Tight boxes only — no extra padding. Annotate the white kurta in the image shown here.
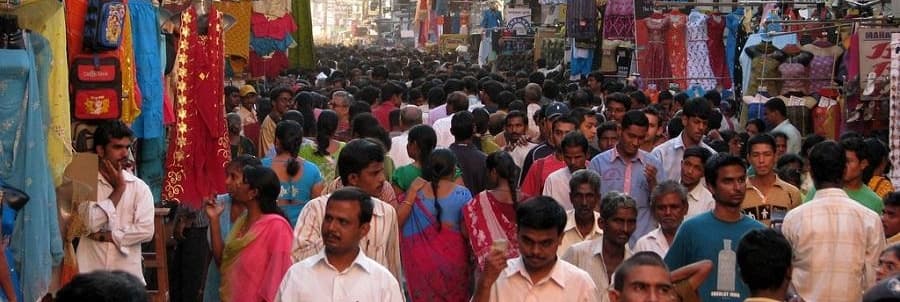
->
[76,171,155,284]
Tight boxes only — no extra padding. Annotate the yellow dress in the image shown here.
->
[14,0,73,185]
[118,4,143,124]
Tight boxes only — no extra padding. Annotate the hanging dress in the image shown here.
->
[603,0,635,41]
[707,13,731,89]
[666,10,688,90]
[746,42,784,96]
[803,40,844,92]
[686,11,717,91]
[644,14,670,88]
[163,6,230,209]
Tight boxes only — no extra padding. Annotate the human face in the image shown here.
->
[680,156,704,189]
[681,116,708,144]
[331,96,350,118]
[707,164,747,208]
[347,162,386,196]
[571,183,600,221]
[610,265,677,302]
[653,192,687,234]
[645,114,660,141]
[764,108,780,126]
[225,165,244,196]
[774,137,787,158]
[241,93,258,107]
[748,143,776,177]
[606,102,626,123]
[599,129,619,152]
[517,227,561,273]
[618,125,648,158]
[551,122,576,147]
[273,92,294,115]
[728,137,742,156]
[587,77,600,91]
[580,115,598,141]
[563,145,587,172]
[505,116,527,142]
[228,92,241,110]
[843,151,867,184]
[745,124,760,136]
[322,200,370,255]
[97,137,132,163]
[877,250,900,282]
[883,205,900,238]
[601,207,637,247]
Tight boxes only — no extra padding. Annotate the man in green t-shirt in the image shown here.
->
[803,137,883,214]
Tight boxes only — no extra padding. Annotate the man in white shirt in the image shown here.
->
[293,139,402,279]
[388,106,423,167]
[782,141,885,302]
[277,188,403,302]
[473,196,599,302]
[434,92,472,148]
[764,98,801,155]
[544,132,591,210]
[651,98,717,181]
[634,180,688,258]
[77,121,155,283]
[557,169,603,256]
[524,83,543,140]
[562,192,637,302]
[681,146,715,218]
[503,111,538,169]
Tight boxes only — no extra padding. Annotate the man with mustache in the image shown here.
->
[634,180,688,258]
[472,196,599,302]
[502,110,537,169]
[563,191,638,302]
[556,169,603,256]
[276,188,403,302]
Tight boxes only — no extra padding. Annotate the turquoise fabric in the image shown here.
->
[129,0,165,138]
[0,183,22,302]
[204,194,237,302]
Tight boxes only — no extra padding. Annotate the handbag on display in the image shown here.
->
[70,54,123,120]
[82,0,126,52]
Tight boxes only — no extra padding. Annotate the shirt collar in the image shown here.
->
[97,169,139,185]
[507,257,569,288]
[591,237,632,257]
[606,147,644,164]
[315,249,374,274]
[673,133,686,150]
[813,187,851,200]
[564,210,602,237]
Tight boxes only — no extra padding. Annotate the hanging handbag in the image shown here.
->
[82,0,126,52]
[70,54,123,120]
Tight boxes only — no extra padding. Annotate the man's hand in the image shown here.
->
[99,159,125,189]
[644,164,658,189]
[88,231,113,243]
[480,249,507,289]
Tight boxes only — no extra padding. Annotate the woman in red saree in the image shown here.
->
[462,151,525,271]
[207,165,293,302]
[398,149,473,301]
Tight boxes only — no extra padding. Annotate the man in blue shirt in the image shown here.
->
[589,110,665,246]
[478,1,503,66]
[664,153,766,301]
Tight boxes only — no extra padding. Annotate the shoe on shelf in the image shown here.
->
[863,72,877,96]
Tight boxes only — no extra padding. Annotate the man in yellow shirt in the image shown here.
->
[743,134,802,226]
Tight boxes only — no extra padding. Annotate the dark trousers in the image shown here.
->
[169,226,210,302]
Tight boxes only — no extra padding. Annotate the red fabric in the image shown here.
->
[462,192,521,271]
[250,13,297,40]
[666,11,689,90]
[65,0,88,63]
[706,15,732,89]
[222,215,294,302]
[372,101,397,130]
[520,155,565,197]
[401,199,472,302]
[163,77,175,125]
[643,14,672,89]
[248,50,290,79]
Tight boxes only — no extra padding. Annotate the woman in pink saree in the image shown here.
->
[207,165,293,302]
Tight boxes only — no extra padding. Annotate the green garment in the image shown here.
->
[391,164,463,192]
[298,142,345,181]
[803,185,884,214]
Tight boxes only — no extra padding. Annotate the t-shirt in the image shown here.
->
[803,185,884,214]
[664,212,765,301]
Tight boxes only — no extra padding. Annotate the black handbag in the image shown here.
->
[0,184,29,211]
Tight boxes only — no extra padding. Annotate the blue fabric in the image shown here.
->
[481,9,502,29]
[0,186,23,302]
[129,0,165,138]
[739,33,797,92]
[138,136,166,204]
[588,149,665,246]
[0,32,63,302]
[570,48,594,78]
[261,158,323,227]
[250,34,295,56]
[725,9,743,88]
[402,186,472,237]
[685,84,706,98]
[204,194,237,302]
[665,212,765,302]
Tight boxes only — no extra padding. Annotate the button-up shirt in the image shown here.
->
[561,237,633,302]
[782,188,885,302]
[433,115,454,148]
[428,104,447,125]
[742,175,802,225]
[510,142,538,170]
[544,168,574,211]
[389,131,413,168]
[650,134,716,181]
[589,148,665,245]
[292,194,403,280]
[275,250,403,302]
[77,171,155,284]
[685,183,715,219]
[486,257,599,302]
[633,227,671,258]
[771,119,802,155]
[559,210,603,256]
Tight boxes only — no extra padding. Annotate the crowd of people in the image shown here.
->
[73,45,900,302]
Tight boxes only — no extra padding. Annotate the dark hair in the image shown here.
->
[842,137,870,176]
[705,153,747,187]
[568,107,595,128]
[747,118,766,133]
[275,120,304,177]
[243,165,287,220]
[338,139,385,185]
[771,131,788,142]
[552,116,579,132]
[628,91,649,107]
[315,110,339,156]
[328,187,375,224]
[93,120,134,152]
[481,80,504,103]
[389,109,401,128]
[808,140,845,187]
[473,107,491,135]
[357,86,381,105]
[764,98,788,118]
[269,86,294,101]
[606,92,631,111]
[600,191,638,221]
[621,110,650,129]
[720,130,738,145]
[598,121,618,135]
[777,166,802,188]
[569,169,601,195]
[516,196,567,235]
[673,92,689,106]
[427,86,447,107]
[424,149,457,231]
[658,90,673,101]
[380,81,404,102]
[747,133,777,154]
[408,124,437,168]
[463,76,479,93]
[505,110,528,127]
[570,89,593,109]
[863,138,889,183]
[447,91,470,113]
[560,131,589,154]
[528,71,545,85]
[703,90,723,107]
[682,97,713,120]
[227,154,263,171]
[451,111,476,141]
[683,146,713,163]
[708,110,723,131]
[801,134,826,157]
[352,113,391,150]
[667,112,684,138]
[487,151,520,205]
[642,106,661,119]
[349,100,372,118]
[613,252,669,291]
[776,153,804,170]
[444,78,464,94]
[885,192,900,208]
[56,271,149,302]
[282,110,304,125]
[225,85,239,96]
[737,229,793,292]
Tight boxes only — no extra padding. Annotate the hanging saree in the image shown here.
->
[0,32,63,302]
[163,6,230,209]
[220,214,293,302]
[130,0,165,139]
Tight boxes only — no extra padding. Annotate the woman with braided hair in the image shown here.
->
[261,120,323,227]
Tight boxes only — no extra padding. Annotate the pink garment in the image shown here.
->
[779,62,809,93]
[603,0,635,40]
[706,14,731,88]
[645,14,671,88]
[251,13,298,40]
[222,214,293,302]
[666,11,688,89]
[249,51,290,79]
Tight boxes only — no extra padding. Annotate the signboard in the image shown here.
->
[505,7,532,35]
[859,28,900,100]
